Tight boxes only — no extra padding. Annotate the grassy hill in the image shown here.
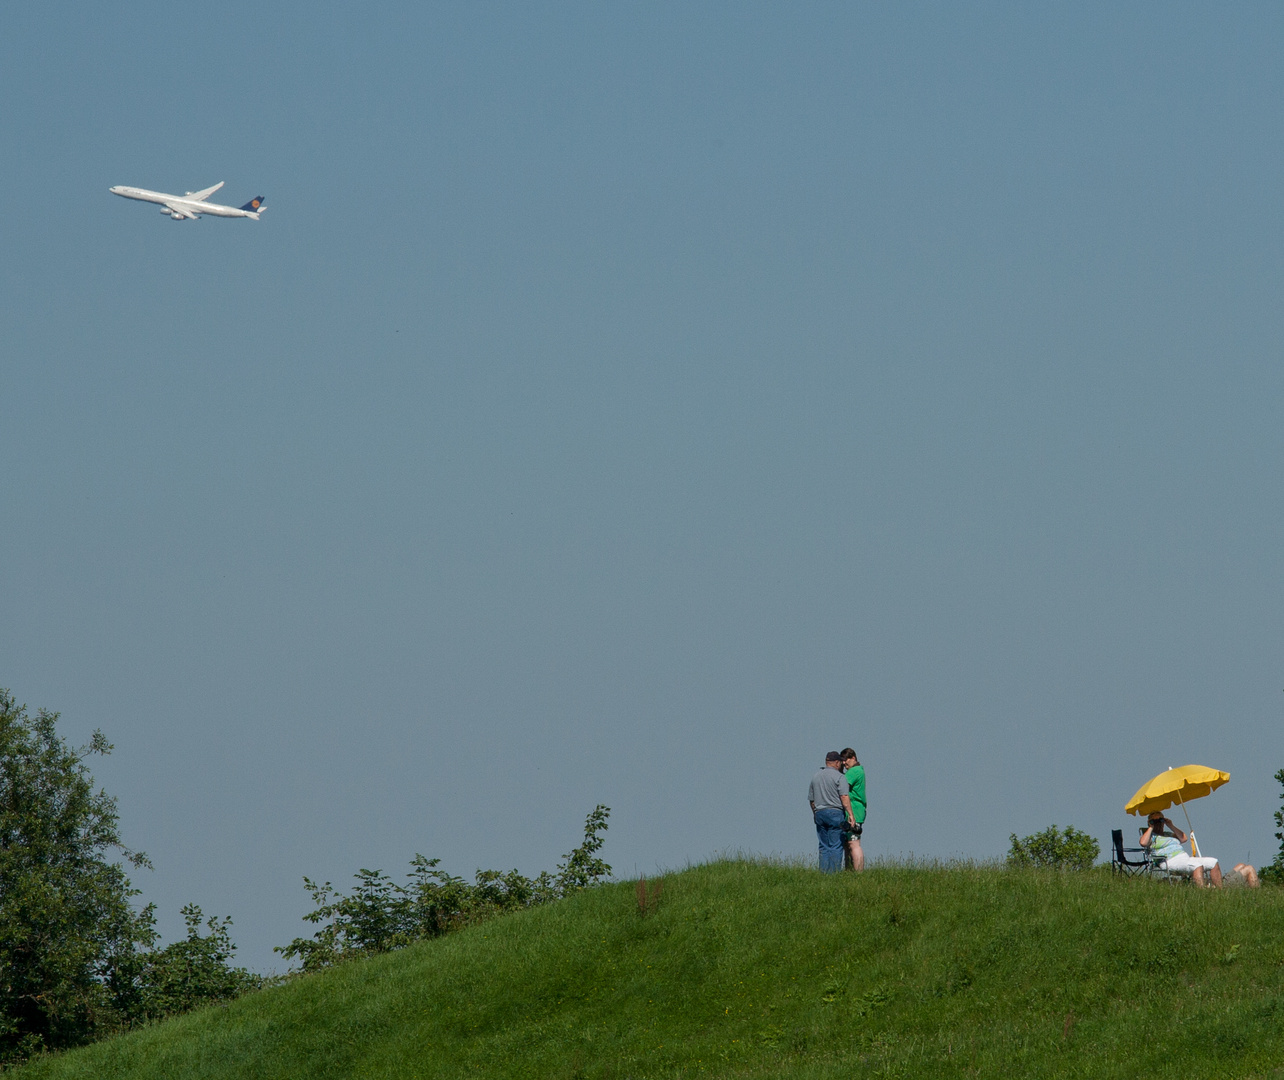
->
[18,860,1284,1079]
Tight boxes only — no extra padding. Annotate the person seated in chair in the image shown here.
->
[1140,812,1222,887]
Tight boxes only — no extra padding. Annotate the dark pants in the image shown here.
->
[814,807,845,873]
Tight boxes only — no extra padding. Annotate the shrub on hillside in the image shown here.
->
[1006,825,1100,871]
[129,905,261,1022]
[277,805,612,972]
[1263,768,1284,886]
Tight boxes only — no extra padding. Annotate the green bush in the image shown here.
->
[276,805,612,972]
[1262,768,1284,886]
[131,905,260,1022]
[1006,824,1100,870]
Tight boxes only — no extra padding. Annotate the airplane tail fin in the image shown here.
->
[240,196,265,212]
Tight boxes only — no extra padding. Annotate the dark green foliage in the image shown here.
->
[18,862,1284,1080]
[131,906,260,1022]
[0,690,153,1061]
[1006,824,1100,870]
[0,690,255,1065]
[1263,768,1284,886]
[553,804,611,891]
[276,805,611,971]
[273,861,557,973]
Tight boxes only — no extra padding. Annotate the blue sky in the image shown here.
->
[3,3,1284,970]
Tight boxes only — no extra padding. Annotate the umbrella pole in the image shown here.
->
[1176,791,1198,856]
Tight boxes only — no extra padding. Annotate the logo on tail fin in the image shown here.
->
[240,196,265,212]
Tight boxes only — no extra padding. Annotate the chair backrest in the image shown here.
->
[1111,829,1125,859]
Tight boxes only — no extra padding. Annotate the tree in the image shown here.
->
[1263,768,1284,886]
[0,689,257,1063]
[0,689,152,1060]
[1006,825,1100,871]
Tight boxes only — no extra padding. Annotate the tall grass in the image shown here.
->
[18,861,1284,1079]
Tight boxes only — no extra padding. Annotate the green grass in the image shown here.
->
[17,860,1284,1079]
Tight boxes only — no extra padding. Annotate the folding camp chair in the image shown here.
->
[1110,829,1153,877]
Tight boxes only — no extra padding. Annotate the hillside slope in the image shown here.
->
[18,861,1284,1079]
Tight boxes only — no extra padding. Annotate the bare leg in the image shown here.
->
[847,835,865,872]
[1233,863,1260,888]
[1210,863,1222,888]
[1192,866,1205,886]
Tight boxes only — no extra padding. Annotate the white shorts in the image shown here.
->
[1161,852,1218,875]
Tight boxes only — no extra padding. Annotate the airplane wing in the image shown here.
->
[163,202,201,220]
[184,181,224,201]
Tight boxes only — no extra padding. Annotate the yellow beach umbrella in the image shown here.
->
[1125,764,1229,857]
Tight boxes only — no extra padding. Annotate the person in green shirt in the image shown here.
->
[841,748,866,872]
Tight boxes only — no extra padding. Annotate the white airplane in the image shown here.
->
[109,181,265,221]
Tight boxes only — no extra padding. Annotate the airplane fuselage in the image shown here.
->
[109,184,263,221]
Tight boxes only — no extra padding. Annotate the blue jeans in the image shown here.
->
[814,808,845,873]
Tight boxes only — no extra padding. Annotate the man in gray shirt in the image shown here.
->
[809,751,855,873]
